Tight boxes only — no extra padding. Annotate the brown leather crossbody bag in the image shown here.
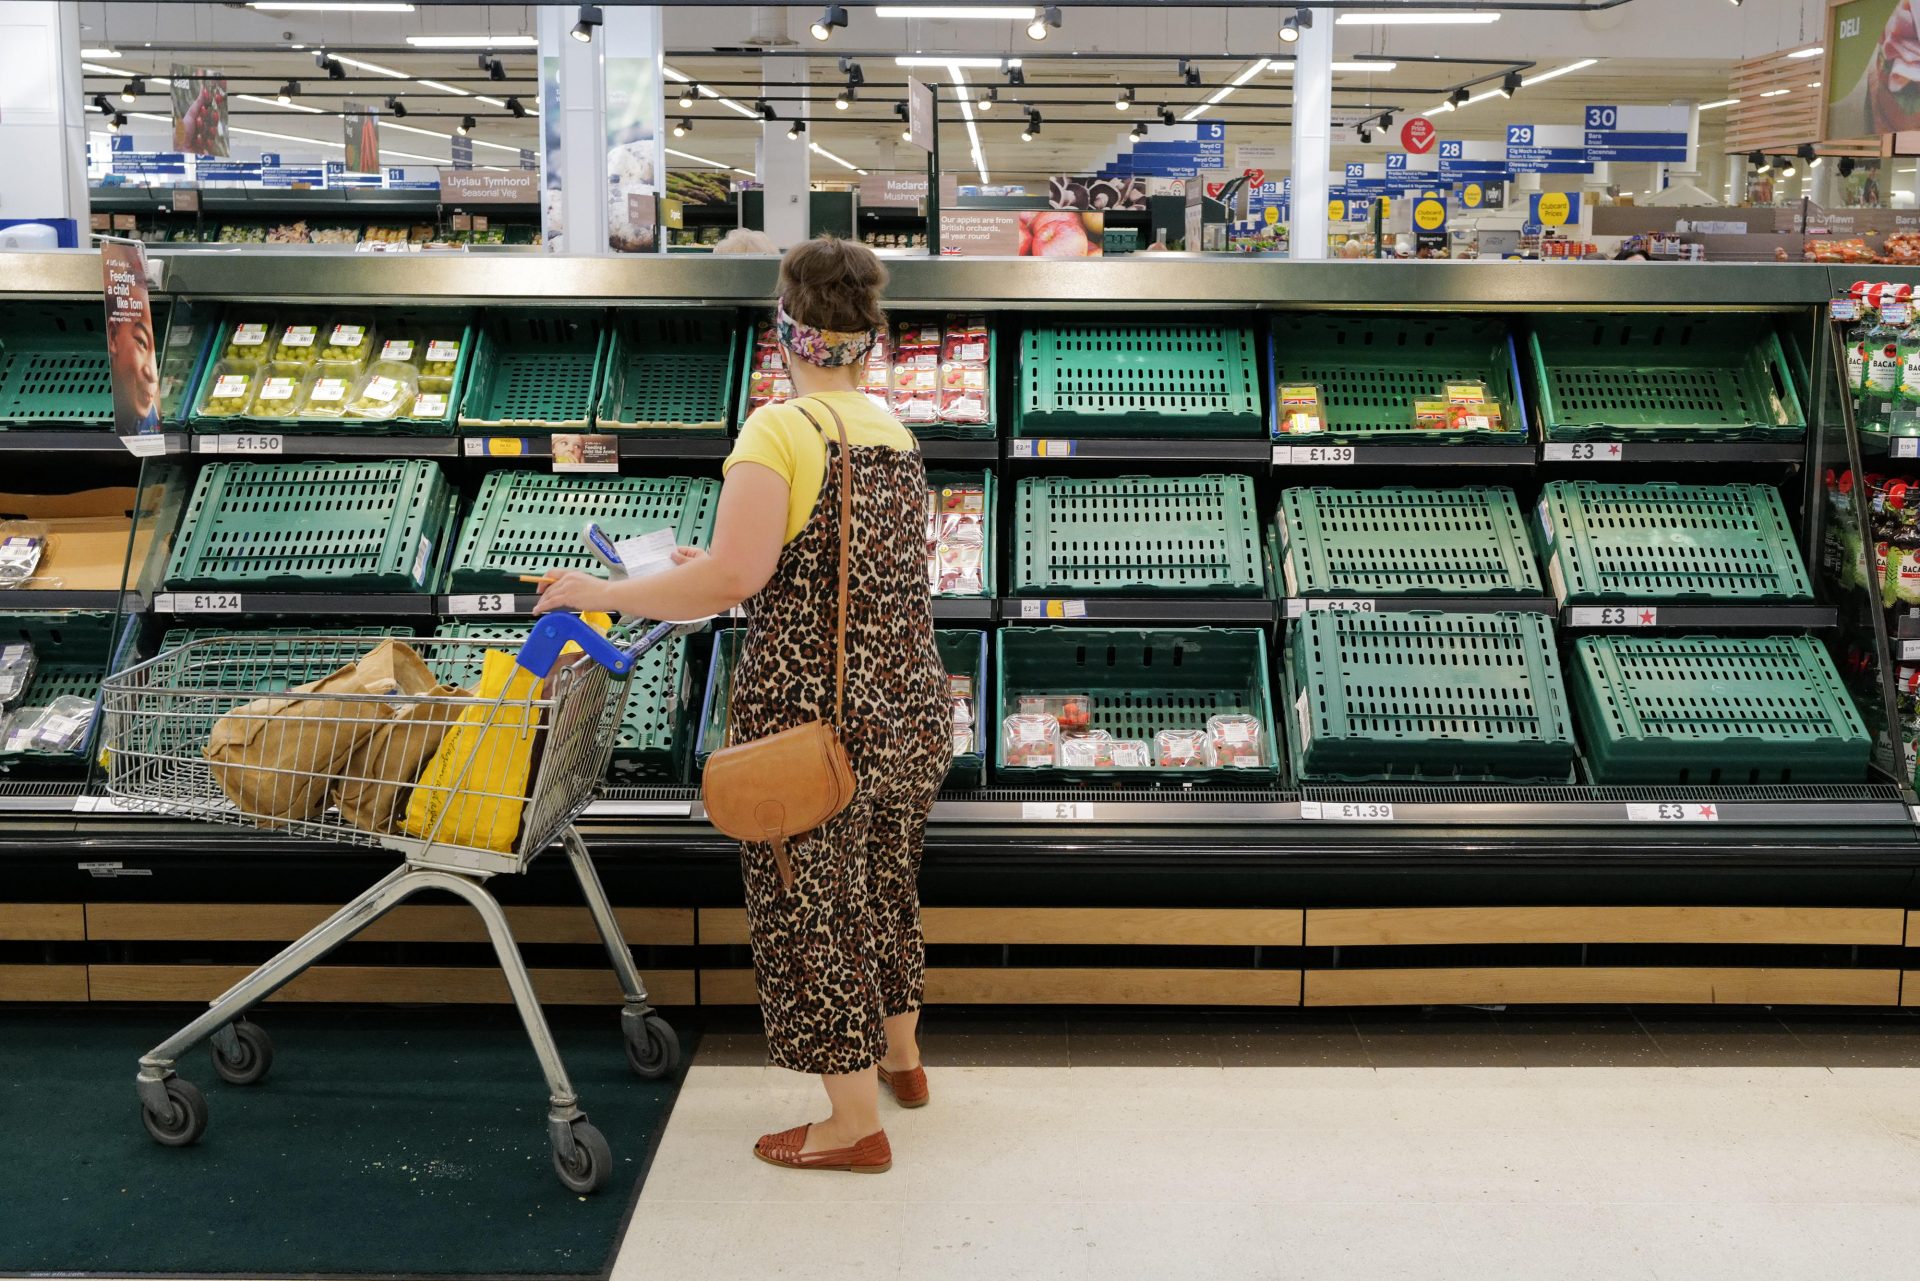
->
[700,397,857,888]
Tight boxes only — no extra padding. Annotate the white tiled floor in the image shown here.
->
[612,1061,1920,1281]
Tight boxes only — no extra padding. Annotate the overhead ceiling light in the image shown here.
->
[332,54,409,79]
[506,97,527,118]
[1700,97,1739,110]
[679,84,697,109]
[810,5,848,41]
[1007,63,1026,86]
[91,94,111,115]
[384,96,408,117]
[897,56,1020,68]
[383,120,453,140]
[786,119,805,140]
[666,145,743,172]
[1448,87,1470,107]
[673,117,690,137]
[875,5,1035,16]
[836,87,853,109]
[120,78,142,103]
[1131,122,1148,139]
[457,115,475,136]
[405,35,537,48]
[1379,110,1393,129]
[1181,57,1266,121]
[1499,71,1522,98]
[809,140,860,171]
[756,98,776,121]
[1798,142,1817,161]
[107,112,125,133]
[1788,46,1824,59]
[665,64,760,120]
[1522,58,1597,87]
[80,48,120,57]
[276,80,298,105]
[1028,5,1060,40]
[417,80,470,97]
[1159,105,1174,126]
[481,56,506,82]
[248,2,416,10]
[1337,11,1500,24]
[570,5,602,43]
[316,53,346,80]
[473,95,507,107]
[1115,86,1134,111]
[1812,155,1825,168]
[1759,88,1789,97]
[1021,111,1040,141]
[237,92,324,113]
[978,86,997,111]
[1358,125,1372,143]
[1180,59,1201,86]
[1280,8,1311,43]
[1271,60,1400,73]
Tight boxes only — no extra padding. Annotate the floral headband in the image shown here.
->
[775,296,879,367]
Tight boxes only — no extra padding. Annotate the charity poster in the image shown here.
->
[99,238,165,454]
[342,101,380,174]
[1829,0,1920,137]
[1048,175,1146,211]
[169,65,227,157]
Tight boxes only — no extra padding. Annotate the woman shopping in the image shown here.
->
[535,237,949,1175]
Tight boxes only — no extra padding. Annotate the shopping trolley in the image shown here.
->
[99,608,704,1195]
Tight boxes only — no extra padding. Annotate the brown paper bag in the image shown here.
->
[204,639,438,828]
[333,683,469,834]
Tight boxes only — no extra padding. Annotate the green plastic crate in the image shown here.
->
[458,309,606,432]
[1279,487,1544,597]
[1268,313,1525,444]
[1571,634,1870,784]
[448,472,720,591]
[598,310,737,435]
[1528,315,1805,442]
[1534,481,1814,605]
[1012,474,1264,595]
[1286,611,1578,783]
[0,304,123,429]
[1016,320,1263,439]
[928,470,997,599]
[164,459,453,592]
[994,627,1280,786]
[0,611,120,768]
[435,621,698,783]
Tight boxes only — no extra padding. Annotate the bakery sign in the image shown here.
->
[437,169,539,204]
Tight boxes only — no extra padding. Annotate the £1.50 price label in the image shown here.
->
[1625,802,1719,822]
[218,434,284,455]
[1300,800,1394,821]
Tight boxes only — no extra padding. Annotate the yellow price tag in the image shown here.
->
[1414,198,1446,231]
[1264,205,1279,226]
[1327,198,1346,221]
[1536,191,1572,227]
[1463,183,1483,208]
[487,437,526,457]
[1379,196,1391,218]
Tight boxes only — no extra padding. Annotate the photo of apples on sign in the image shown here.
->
[1017,210,1106,257]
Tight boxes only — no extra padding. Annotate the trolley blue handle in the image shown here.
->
[512,612,636,677]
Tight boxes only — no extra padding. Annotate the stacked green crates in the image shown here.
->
[1278,487,1544,598]
[434,621,698,783]
[0,304,127,429]
[597,310,737,435]
[1570,634,1870,784]
[1286,611,1578,783]
[1527,314,1804,443]
[1016,320,1264,438]
[458,309,606,432]
[994,627,1280,785]
[447,472,720,592]
[1012,474,1264,596]
[163,459,456,592]
[1268,314,1526,444]
[1533,481,1814,605]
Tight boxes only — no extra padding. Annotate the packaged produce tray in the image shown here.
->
[448,471,719,592]
[1286,611,1578,783]
[1527,315,1805,442]
[0,612,119,768]
[1268,314,1527,444]
[1015,320,1264,439]
[1571,634,1870,784]
[1012,474,1264,595]
[928,470,997,599]
[694,627,990,787]
[1279,486,1544,597]
[599,310,738,435]
[436,621,697,783]
[737,313,999,441]
[458,308,606,432]
[164,459,455,592]
[994,627,1280,786]
[0,303,134,429]
[1534,481,1814,605]
[189,311,472,434]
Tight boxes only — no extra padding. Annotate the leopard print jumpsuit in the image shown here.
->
[728,404,950,1077]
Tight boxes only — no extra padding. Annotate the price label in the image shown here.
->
[156,592,243,614]
[1569,605,1658,627]
[212,374,250,399]
[1017,599,1089,619]
[279,325,317,349]
[447,593,517,615]
[1544,442,1626,462]
[329,324,367,347]
[1300,800,1395,821]
[380,339,415,362]
[463,437,526,457]
[1307,598,1376,613]
[363,376,400,404]
[1009,439,1077,459]
[1625,802,1719,822]
[1894,438,1920,459]
[217,434,284,455]
[1276,445,1357,466]
[426,340,460,363]
[1830,299,1860,322]
[1021,801,1096,821]
[230,323,268,347]
[256,377,297,403]
[1900,640,1920,661]
[412,392,448,418]
[309,378,346,403]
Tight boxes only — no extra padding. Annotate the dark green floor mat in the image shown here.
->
[0,1006,692,1278]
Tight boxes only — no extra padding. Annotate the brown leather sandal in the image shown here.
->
[753,1124,892,1173]
[878,1065,929,1108]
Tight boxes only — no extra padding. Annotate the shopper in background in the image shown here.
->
[713,228,780,255]
[535,237,947,1175]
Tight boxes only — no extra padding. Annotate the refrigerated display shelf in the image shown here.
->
[0,303,126,429]
[1278,487,1544,598]
[1016,320,1264,439]
[447,471,720,591]
[457,309,605,432]
[597,310,737,435]
[1273,442,1538,468]
[1011,474,1264,597]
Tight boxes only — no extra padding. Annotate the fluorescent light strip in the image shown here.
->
[237,92,325,114]
[666,145,736,169]
[1788,46,1824,59]
[1183,58,1266,121]
[382,120,453,139]
[875,5,1034,15]
[249,3,416,10]
[416,80,471,97]
[332,55,409,80]
[949,65,989,185]
[809,141,860,170]
[80,48,120,58]
[663,64,762,120]
[405,35,537,48]
[896,56,1020,68]
[1700,97,1740,110]
[1522,58,1597,87]
[1271,61,1399,72]
[1337,11,1500,24]
[1760,88,1789,97]
[474,96,507,107]
[82,62,130,75]
[469,137,522,155]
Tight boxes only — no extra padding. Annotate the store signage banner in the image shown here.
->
[1506,124,1592,175]
[111,152,188,176]
[908,78,935,152]
[342,101,380,174]
[99,238,165,454]
[450,135,474,170]
[439,169,540,203]
[1400,117,1437,155]
[1413,194,1448,250]
[937,210,1104,257]
[1438,139,1508,186]
[196,160,261,182]
[1525,190,1582,234]
[1234,143,1284,170]
[1344,162,1387,202]
[1386,150,1441,194]
[1049,175,1146,210]
[1829,0,1907,136]
[261,165,326,188]
[170,66,228,158]
[1582,104,1688,163]
[860,172,929,207]
[520,149,537,171]
[604,8,664,253]
[1101,122,1225,179]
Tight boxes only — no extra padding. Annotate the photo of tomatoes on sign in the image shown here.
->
[1400,118,1437,154]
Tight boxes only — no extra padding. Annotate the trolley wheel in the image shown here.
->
[624,1014,680,1080]
[140,1077,208,1148]
[551,1119,612,1195]
[212,1021,274,1087]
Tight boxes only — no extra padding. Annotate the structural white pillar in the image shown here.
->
[761,56,811,248]
[0,1,88,241]
[1287,7,1332,260]
[537,5,608,255]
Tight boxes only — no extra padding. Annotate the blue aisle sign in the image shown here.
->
[1247,177,1288,222]
[1344,162,1387,203]
[111,152,188,176]
[1582,104,1689,163]
[1505,124,1592,175]
[1437,139,1507,185]
[1100,121,1225,178]
[1386,150,1441,195]
[110,134,135,153]
[261,165,327,188]
[1524,190,1582,234]
[451,135,474,170]
[196,161,263,182]
[520,148,537,170]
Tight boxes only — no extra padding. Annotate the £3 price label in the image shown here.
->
[1544,442,1625,462]
[1625,802,1719,822]
[1569,605,1658,627]
[447,593,516,615]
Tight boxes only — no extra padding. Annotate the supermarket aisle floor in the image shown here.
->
[612,1009,1920,1281]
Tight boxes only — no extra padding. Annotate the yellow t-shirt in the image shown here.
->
[723,391,919,542]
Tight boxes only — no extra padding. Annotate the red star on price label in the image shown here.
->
[1697,804,1717,819]
[1638,609,1657,625]
[1606,444,1623,457]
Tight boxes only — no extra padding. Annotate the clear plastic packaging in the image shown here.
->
[1203,714,1265,768]
[200,362,260,416]
[10,695,95,753]
[1017,693,1092,735]
[0,643,35,709]
[0,521,48,589]
[939,363,990,424]
[345,361,421,421]
[318,320,375,367]
[297,362,360,419]
[271,321,324,365]
[928,483,989,596]
[1155,727,1209,768]
[249,364,307,416]
[1109,739,1152,769]
[223,320,274,362]
[1002,712,1061,767]
[420,336,462,382]
[376,336,423,367]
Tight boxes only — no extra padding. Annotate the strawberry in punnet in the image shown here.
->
[1029,211,1090,258]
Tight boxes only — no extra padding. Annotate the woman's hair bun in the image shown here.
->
[778,236,889,334]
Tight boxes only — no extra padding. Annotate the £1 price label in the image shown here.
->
[447,593,515,615]
[1625,802,1719,822]
[1021,801,1095,821]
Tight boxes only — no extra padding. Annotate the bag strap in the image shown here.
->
[789,397,853,728]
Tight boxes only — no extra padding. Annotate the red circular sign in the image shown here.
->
[1400,117,1437,154]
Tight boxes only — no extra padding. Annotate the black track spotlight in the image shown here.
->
[786,119,805,141]
[1840,156,1857,177]
[384,96,407,118]
[108,111,125,133]
[1179,59,1201,87]
[316,52,344,80]
[457,115,475,136]
[484,57,506,83]
[1501,70,1522,98]
[1027,5,1060,40]
[1379,110,1393,130]
[276,80,298,105]
[570,4,602,43]
[1448,87,1470,107]
[120,78,143,103]
[1130,122,1148,140]
[92,94,111,115]
[506,97,527,119]
[1115,86,1134,112]
[673,117,690,137]
[1007,63,1026,87]
[756,98,776,121]
[1021,110,1040,142]
[836,86,854,110]
[678,83,696,109]
[1358,126,1372,144]
[810,4,847,41]
[893,99,911,141]
[1159,105,1174,127]
[839,57,865,86]
[1798,142,1818,162]
[1280,8,1312,44]
[978,86,996,112]
[1749,149,1765,168]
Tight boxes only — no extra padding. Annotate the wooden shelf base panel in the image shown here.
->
[698,906,1305,948]
[0,963,88,1001]
[1307,906,1907,949]
[0,903,85,942]
[87,964,697,1007]
[1305,967,1902,1008]
[84,903,696,947]
[701,967,1303,1007]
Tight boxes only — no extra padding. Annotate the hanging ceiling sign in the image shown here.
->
[1505,124,1592,175]
[1438,139,1508,184]
[1400,117,1437,154]
[1100,122,1225,179]
[1581,104,1689,164]
[1525,189,1582,234]
[1343,162,1387,202]
[1385,151,1441,194]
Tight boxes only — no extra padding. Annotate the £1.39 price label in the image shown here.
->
[1300,800,1394,821]
[1275,444,1357,466]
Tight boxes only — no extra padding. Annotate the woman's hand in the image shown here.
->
[670,546,708,566]
[532,569,612,616]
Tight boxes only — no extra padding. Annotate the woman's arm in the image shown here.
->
[533,463,789,620]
